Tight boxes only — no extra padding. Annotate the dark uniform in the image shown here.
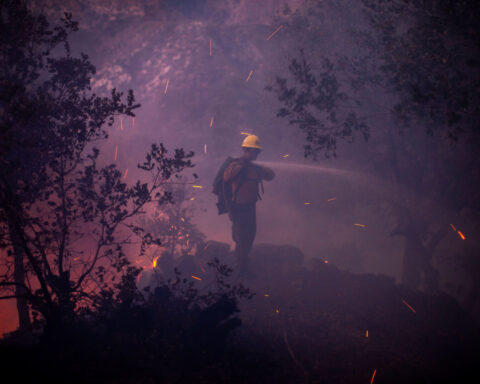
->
[223,159,275,274]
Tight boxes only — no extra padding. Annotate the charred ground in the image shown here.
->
[1,243,478,384]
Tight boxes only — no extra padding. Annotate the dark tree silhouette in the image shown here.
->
[268,0,480,294]
[0,1,195,332]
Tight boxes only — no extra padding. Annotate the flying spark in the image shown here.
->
[324,260,328,264]
[275,309,279,314]
[209,39,212,56]
[264,294,270,297]
[123,169,128,179]
[365,330,369,338]
[246,70,254,82]
[266,25,284,40]
[240,131,254,136]
[120,118,123,131]
[114,145,118,161]
[457,230,466,240]
[354,223,366,227]
[401,299,416,313]
[282,154,290,158]
[132,117,135,128]
[190,197,195,201]
[164,79,169,94]
[192,275,202,281]
[450,223,456,231]
[204,144,207,153]
[304,202,311,205]
[210,116,214,127]
[370,369,377,384]
[193,185,203,189]
[328,197,336,202]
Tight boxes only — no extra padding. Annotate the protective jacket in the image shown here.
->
[223,159,275,205]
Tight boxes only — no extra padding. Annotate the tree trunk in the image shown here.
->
[7,216,31,332]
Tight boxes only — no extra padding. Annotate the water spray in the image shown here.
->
[255,160,359,178]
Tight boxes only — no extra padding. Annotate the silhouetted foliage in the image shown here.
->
[360,0,480,141]
[266,50,369,159]
[0,1,196,332]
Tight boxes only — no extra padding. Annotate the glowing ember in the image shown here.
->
[328,197,336,202]
[153,257,159,268]
[210,116,214,127]
[164,79,169,94]
[450,223,456,231]
[204,144,207,153]
[123,169,128,180]
[370,369,377,384]
[324,260,328,264]
[354,223,366,227]
[73,257,79,261]
[192,185,203,189]
[266,25,284,41]
[282,154,290,158]
[181,217,185,222]
[246,70,254,82]
[365,330,369,338]
[192,275,202,281]
[132,117,135,128]
[457,230,466,240]
[401,299,416,313]
[120,118,123,131]
[275,308,280,314]
[209,39,212,56]
[190,197,195,201]
[264,294,270,297]
[304,202,311,205]
[114,145,118,161]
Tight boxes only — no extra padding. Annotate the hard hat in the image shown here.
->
[241,134,262,149]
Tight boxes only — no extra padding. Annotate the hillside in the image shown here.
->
[1,243,478,383]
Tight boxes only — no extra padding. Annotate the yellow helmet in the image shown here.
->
[241,134,262,149]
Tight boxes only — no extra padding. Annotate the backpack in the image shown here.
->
[212,157,264,215]
[212,157,246,215]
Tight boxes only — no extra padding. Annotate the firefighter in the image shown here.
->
[223,135,275,276]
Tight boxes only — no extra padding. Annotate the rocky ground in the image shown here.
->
[1,242,479,383]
